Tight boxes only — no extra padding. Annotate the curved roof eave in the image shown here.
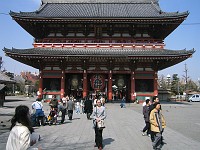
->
[3,47,195,57]
[10,12,189,20]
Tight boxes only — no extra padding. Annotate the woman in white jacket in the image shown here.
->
[6,105,37,150]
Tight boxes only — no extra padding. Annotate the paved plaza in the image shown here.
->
[1,96,200,150]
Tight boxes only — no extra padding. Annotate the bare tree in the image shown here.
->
[183,63,189,91]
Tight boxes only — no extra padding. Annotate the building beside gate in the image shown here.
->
[3,0,194,102]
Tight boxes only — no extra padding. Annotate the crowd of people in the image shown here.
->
[6,94,166,150]
[6,94,107,150]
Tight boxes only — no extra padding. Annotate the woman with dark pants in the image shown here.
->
[92,99,106,150]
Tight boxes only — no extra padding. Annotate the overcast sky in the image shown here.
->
[0,0,199,81]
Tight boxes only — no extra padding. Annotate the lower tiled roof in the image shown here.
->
[3,47,195,57]
[0,72,15,84]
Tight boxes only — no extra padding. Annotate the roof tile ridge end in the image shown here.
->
[37,3,48,13]
[150,1,162,14]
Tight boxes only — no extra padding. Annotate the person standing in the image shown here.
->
[75,101,81,114]
[61,95,68,107]
[6,105,40,150]
[57,104,67,124]
[101,96,106,106]
[80,99,85,114]
[149,96,160,141]
[84,96,93,120]
[120,96,126,108]
[142,99,151,136]
[66,97,75,120]
[91,99,106,150]
[93,96,98,107]
[150,102,166,150]
[49,95,58,109]
[149,96,165,144]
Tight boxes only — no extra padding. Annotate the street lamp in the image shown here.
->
[198,78,200,91]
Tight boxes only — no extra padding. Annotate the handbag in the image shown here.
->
[97,120,105,130]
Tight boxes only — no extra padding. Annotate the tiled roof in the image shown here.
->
[10,1,188,19]
[0,84,6,91]
[0,72,15,84]
[3,47,195,57]
[42,0,158,3]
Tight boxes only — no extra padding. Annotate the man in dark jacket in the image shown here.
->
[84,96,93,120]
[49,95,58,109]
[142,99,151,136]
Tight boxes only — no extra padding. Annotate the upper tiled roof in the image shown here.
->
[3,47,195,57]
[10,1,188,19]
[42,0,158,3]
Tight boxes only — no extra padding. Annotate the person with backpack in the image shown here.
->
[32,98,45,126]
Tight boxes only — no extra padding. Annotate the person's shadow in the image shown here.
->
[103,138,115,147]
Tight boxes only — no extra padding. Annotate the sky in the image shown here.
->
[0,0,200,82]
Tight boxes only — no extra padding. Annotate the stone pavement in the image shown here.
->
[1,96,200,150]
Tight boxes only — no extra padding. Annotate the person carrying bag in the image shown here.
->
[91,99,106,150]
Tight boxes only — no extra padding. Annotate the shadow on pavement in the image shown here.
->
[71,117,80,120]
[1,106,16,108]
[0,113,13,116]
[103,137,115,146]
[161,101,192,105]
[5,99,24,103]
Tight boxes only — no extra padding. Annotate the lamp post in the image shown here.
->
[198,78,200,91]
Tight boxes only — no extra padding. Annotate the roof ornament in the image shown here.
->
[151,0,162,14]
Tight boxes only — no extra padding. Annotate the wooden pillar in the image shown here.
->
[108,70,112,101]
[61,70,65,99]
[38,70,43,99]
[154,71,158,96]
[83,70,88,98]
[131,71,135,101]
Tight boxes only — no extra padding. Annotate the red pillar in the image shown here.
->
[108,70,112,101]
[61,70,65,99]
[131,71,135,101]
[154,71,158,96]
[38,70,43,99]
[83,70,88,98]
